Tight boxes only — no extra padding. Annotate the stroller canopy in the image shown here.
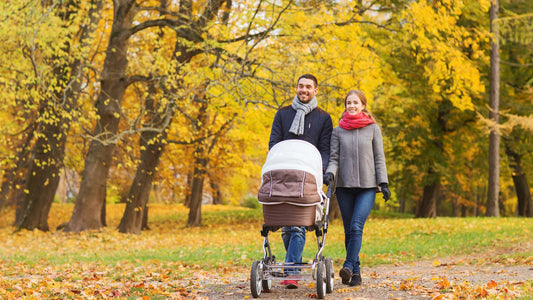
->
[261,139,323,189]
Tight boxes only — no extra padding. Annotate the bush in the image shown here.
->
[242,196,261,209]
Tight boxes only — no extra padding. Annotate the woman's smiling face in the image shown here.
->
[345,94,365,115]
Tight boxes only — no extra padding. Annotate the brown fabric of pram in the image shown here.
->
[258,169,321,226]
[261,203,316,226]
[258,169,321,205]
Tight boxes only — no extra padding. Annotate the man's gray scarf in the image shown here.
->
[289,95,317,136]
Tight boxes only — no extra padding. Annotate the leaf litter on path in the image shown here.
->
[196,248,533,299]
[1,248,532,299]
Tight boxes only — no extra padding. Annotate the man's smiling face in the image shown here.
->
[296,78,317,103]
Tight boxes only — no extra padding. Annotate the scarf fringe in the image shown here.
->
[289,95,317,135]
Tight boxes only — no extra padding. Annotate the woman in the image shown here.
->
[323,89,391,286]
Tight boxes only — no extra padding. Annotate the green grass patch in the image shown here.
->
[1,204,532,270]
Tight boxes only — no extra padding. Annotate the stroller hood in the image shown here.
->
[258,139,325,226]
[261,139,323,189]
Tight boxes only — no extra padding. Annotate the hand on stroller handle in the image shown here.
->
[325,184,333,199]
[323,172,334,186]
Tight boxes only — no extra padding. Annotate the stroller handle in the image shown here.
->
[325,183,333,199]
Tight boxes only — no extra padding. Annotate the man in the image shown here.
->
[268,73,333,289]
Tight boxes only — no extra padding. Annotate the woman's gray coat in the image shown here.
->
[325,123,388,188]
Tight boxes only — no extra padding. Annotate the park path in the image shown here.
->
[194,247,533,299]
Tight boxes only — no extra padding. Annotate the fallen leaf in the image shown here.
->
[487,280,498,289]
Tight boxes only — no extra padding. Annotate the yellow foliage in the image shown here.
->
[398,1,486,111]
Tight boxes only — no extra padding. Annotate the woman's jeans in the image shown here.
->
[281,226,306,274]
[336,187,376,274]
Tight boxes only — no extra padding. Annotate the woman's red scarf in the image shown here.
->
[339,111,374,130]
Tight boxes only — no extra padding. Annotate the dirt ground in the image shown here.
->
[195,247,533,299]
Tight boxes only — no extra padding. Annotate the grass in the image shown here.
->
[1,203,532,270]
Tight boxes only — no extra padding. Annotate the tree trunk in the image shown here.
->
[185,94,211,227]
[461,205,467,217]
[101,198,107,227]
[188,160,207,227]
[452,196,460,217]
[117,147,159,233]
[505,142,532,217]
[513,173,532,217]
[474,186,486,217]
[184,171,193,208]
[0,169,16,212]
[65,0,136,232]
[417,181,439,218]
[118,108,169,233]
[188,141,208,227]
[398,184,406,214]
[13,178,26,224]
[486,0,501,217]
[66,140,114,231]
[0,133,32,212]
[142,206,150,230]
[210,180,223,204]
[16,118,67,231]
[416,166,440,218]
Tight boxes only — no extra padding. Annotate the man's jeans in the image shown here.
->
[336,187,376,274]
[281,226,306,275]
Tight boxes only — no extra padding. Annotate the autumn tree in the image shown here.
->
[486,0,501,217]
[116,0,175,234]
[0,2,51,215]
[116,80,173,233]
[64,0,144,232]
[15,0,104,231]
[0,1,102,229]
[64,0,232,232]
[498,0,533,217]
[374,0,489,217]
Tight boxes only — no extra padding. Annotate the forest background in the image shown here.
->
[0,0,532,234]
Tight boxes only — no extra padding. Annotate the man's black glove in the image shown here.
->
[323,172,334,186]
[380,183,391,202]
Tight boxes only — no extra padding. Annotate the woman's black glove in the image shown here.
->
[380,183,391,202]
[323,172,334,186]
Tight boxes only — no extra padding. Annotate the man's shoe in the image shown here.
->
[349,273,362,286]
[286,280,298,289]
[339,267,352,285]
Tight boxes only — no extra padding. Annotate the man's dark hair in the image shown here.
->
[298,74,318,88]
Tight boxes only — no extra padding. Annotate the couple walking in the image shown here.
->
[268,74,391,289]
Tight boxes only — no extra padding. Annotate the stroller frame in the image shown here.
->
[250,186,335,299]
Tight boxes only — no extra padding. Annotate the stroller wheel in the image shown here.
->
[325,257,334,293]
[262,278,272,293]
[250,260,262,298]
[316,261,326,299]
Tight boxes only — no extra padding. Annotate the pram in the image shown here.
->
[250,140,334,299]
